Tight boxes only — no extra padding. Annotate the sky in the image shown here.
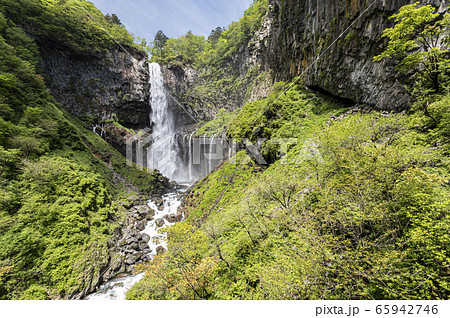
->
[90,0,253,41]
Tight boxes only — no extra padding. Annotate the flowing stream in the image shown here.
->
[87,63,184,300]
[86,192,184,300]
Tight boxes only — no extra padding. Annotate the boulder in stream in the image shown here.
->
[125,253,142,265]
[164,213,178,223]
[140,233,150,243]
[136,220,147,231]
[138,241,148,251]
[155,218,165,228]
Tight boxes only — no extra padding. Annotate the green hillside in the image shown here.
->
[0,1,161,299]
[127,3,450,300]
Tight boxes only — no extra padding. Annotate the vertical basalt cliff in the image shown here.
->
[39,45,151,154]
[266,0,448,110]
[40,45,150,128]
[162,0,448,119]
[160,13,275,124]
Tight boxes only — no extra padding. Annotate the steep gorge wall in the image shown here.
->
[39,45,152,155]
[39,0,449,138]
[163,0,448,119]
[161,15,275,125]
[266,0,448,110]
[40,45,150,129]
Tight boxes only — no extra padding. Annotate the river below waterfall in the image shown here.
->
[86,190,185,300]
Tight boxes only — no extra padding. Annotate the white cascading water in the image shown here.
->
[86,193,183,300]
[188,129,197,182]
[86,63,184,300]
[148,62,179,180]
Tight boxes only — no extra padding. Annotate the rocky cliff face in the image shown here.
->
[163,0,448,117]
[265,0,448,110]
[39,1,449,140]
[161,21,275,125]
[161,64,199,129]
[40,45,150,129]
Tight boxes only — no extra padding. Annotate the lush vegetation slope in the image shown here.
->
[128,84,450,300]
[0,3,160,299]
[0,0,141,55]
[127,3,450,300]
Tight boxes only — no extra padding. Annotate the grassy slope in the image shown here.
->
[128,0,450,299]
[128,82,450,299]
[0,0,143,55]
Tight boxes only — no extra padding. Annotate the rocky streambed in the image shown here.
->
[85,188,187,300]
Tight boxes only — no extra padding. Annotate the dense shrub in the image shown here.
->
[0,2,162,299]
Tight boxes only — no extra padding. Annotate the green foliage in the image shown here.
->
[374,3,450,94]
[0,146,21,179]
[205,0,268,64]
[0,8,167,299]
[150,0,268,67]
[227,83,345,164]
[0,0,140,55]
[132,3,449,298]
[148,0,269,122]
[19,285,50,300]
[0,157,118,299]
[151,31,206,65]
[150,30,169,61]
[208,27,225,45]
[128,80,450,299]
[226,99,268,141]
[127,223,218,300]
[0,11,6,32]
[104,13,121,25]
[195,109,237,137]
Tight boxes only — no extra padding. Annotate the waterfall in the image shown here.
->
[210,133,218,173]
[149,63,172,135]
[188,129,197,182]
[92,123,106,138]
[148,63,179,180]
[202,134,207,176]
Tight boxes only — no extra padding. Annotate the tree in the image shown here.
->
[151,30,169,60]
[208,27,225,45]
[105,13,121,25]
[0,266,13,280]
[154,30,168,50]
[374,3,450,94]
[0,146,21,180]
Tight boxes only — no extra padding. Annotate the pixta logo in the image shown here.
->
[125,129,324,173]
[125,128,172,172]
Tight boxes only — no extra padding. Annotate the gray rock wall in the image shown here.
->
[162,0,448,117]
[40,46,151,128]
[266,0,448,110]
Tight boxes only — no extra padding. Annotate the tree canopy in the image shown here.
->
[374,2,450,94]
[149,0,268,66]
